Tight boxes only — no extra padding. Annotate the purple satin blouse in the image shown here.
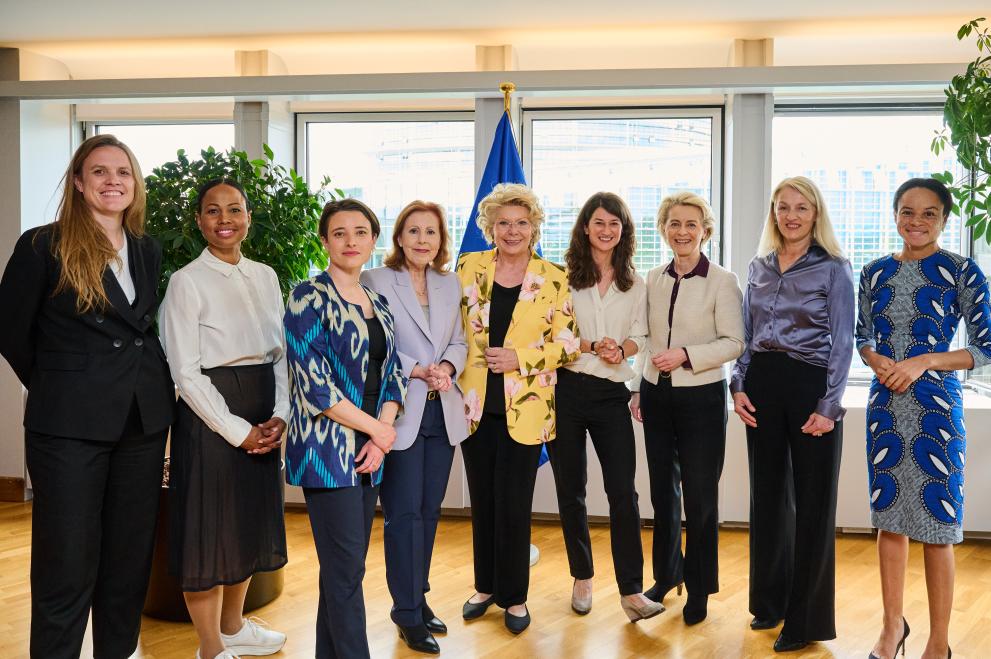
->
[730,244,855,420]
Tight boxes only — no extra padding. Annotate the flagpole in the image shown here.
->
[499,82,515,114]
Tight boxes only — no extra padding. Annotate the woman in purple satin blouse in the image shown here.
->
[731,176,855,654]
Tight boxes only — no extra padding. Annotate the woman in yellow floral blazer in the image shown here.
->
[456,183,580,635]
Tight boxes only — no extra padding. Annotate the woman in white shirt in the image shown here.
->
[549,192,662,623]
[630,192,744,626]
[160,179,289,659]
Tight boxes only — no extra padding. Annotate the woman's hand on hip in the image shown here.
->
[485,347,520,374]
[732,392,757,428]
[355,441,385,473]
[629,392,643,423]
[800,412,835,437]
[880,355,928,394]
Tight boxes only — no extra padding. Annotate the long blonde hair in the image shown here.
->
[757,176,843,259]
[52,135,146,313]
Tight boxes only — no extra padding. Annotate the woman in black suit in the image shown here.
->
[0,134,175,659]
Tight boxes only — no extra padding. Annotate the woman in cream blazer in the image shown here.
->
[630,192,744,626]
[456,183,580,635]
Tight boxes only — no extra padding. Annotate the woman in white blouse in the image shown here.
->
[630,192,744,626]
[549,192,662,623]
[160,179,289,659]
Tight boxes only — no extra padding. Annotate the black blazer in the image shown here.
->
[0,225,175,441]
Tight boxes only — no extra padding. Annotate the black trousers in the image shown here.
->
[461,412,542,608]
[745,351,842,641]
[25,402,167,659]
[305,483,379,659]
[641,376,726,597]
[547,369,643,595]
[379,397,456,626]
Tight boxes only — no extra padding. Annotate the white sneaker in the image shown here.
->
[220,617,287,656]
[195,651,241,659]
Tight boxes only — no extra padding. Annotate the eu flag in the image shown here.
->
[458,111,527,256]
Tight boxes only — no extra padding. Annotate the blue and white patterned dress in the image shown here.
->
[856,250,991,543]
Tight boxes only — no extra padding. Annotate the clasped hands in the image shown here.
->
[356,412,399,474]
[241,417,287,454]
[412,362,455,392]
[864,350,928,394]
[592,336,625,365]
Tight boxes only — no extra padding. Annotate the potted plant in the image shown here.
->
[932,17,991,243]
[145,144,338,296]
[141,144,339,620]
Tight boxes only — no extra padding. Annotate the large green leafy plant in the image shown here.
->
[932,17,991,243]
[144,144,338,298]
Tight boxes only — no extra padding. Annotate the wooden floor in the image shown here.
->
[2,502,990,658]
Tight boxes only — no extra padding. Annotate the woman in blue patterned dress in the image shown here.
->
[284,198,407,659]
[857,178,991,659]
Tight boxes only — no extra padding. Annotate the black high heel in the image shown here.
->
[643,581,683,603]
[868,617,909,659]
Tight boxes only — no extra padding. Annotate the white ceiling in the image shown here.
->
[1,0,988,42]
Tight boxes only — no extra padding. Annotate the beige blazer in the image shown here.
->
[632,259,745,389]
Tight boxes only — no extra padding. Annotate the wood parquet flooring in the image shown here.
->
[2,502,990,658]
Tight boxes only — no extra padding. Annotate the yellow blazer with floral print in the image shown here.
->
[456,249,580,445]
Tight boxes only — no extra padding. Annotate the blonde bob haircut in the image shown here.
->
[384,200,451,273]
[476,183,545,250]
[656,192,717,246]
[758,176,844,259]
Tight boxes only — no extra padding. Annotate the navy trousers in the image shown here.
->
[379,396,455,627]
[305,482,379,659]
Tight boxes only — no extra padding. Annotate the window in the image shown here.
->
[298,113,474,268]
[772,110,967,381]
[523,109,722,274]
[93,123,235,175]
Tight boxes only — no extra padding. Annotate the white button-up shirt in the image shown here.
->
[159,248,290,446]
[565,275,648,383]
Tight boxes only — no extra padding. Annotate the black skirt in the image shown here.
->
[169,363,288,592]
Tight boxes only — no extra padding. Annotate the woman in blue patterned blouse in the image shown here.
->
[857,178,991,659]
[284,198,407,659]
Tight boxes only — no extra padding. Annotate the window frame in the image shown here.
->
[520,105,725,266]
[294,110,476,186]
[771,103,987,391]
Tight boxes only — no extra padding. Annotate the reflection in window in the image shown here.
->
[304,120,474,269]
[527,116,717,274]
[772,112,966,380]
[95,123,235,176]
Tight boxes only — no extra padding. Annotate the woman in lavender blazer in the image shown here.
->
[361,200,468,654]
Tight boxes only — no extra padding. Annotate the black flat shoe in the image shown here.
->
[682,594,708,626]
[643,581,683,603]
[773,632,809,653]
[462,595,495,620]
[504,606,531,634]
[751,616,781,630]
[422,603,447,634]
[397,624,440,655]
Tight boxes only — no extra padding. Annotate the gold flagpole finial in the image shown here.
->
[499,82,516,113]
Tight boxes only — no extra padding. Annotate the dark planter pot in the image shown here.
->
[142,486,284,622]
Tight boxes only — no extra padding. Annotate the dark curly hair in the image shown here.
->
[564,192,637,292]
